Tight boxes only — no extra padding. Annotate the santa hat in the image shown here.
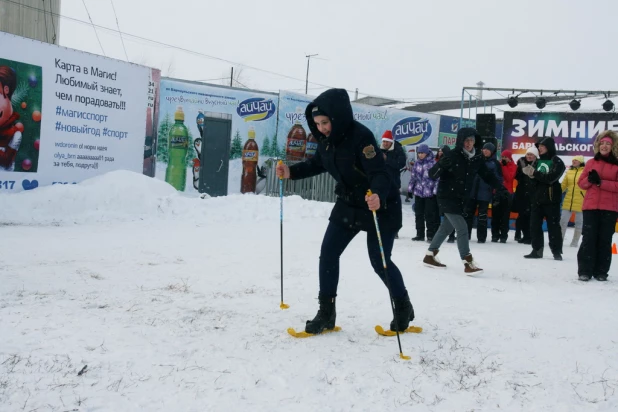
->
[525,145,540,158]
[382,130,394,142]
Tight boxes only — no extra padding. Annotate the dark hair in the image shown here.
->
[0,66,17,99]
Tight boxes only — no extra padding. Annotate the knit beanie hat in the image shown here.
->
[482,142,496,154]
[416,144,431,155]
[311,106,328,118]
[525,145,540,158]
[501,150,513,161]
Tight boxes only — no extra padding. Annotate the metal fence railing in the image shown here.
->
[262,158,337,203]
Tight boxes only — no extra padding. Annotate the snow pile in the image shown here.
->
[0,170,185,225]
[0,170,333,225]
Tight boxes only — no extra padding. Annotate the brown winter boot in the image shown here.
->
[423,250,446,269]
[463,254,483,275]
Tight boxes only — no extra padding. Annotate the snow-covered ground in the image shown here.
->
[1,171,617,411]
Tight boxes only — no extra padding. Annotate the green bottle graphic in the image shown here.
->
[165,106,189,191]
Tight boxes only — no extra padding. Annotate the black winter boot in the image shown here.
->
[305,295,336,334]
[389,292,415,332]
[524,248,543,259]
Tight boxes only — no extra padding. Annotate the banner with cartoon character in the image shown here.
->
[277,90,440,158]
[0,32,155,192]
[157,79,278,194]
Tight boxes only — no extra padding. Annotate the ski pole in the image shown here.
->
[279,160,289,310]
[367,190,410,360]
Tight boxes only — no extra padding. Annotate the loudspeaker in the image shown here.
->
[476,114,496,137]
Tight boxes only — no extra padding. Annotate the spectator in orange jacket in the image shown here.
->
[491,150,517,242]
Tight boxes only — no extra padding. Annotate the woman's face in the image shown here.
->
[525,153,537,162]
[599,139,612,156]
[417,152,427,160]
[572,160,581,168]
[539,145,547,155]
[314,115,332,137]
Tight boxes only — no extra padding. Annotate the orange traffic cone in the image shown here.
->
[613,243,618,255]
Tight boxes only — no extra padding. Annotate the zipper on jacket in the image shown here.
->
[596,162,605,210]
[569,168,580,211]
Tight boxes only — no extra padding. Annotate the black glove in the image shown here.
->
[588,169,601,186]
[493,187,508,206]
[492,193,501,207]
[502,159,507,166]
[439,156,453,170]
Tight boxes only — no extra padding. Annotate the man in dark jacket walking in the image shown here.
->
[381,130,406,239]
[276,88,415,334]
[522,137,566,260]
[422,128,507,274]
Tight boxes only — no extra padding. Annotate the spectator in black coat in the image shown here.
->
[380,130,406,189]
[521,138,566,260]
[380,130,406,239]
[513,146,539,244]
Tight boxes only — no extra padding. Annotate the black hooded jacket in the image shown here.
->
[382,140,407,188]
[530,137,566,205]
[288,88,401,232]
[428,127,504,214]
[513,156,536,213]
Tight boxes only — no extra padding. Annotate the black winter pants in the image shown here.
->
[464,199,489,241]
[491,195,512,241]
[577,210,618,279]
[517,212,531,240]
[530,202,563,254]
[414,195,440,239]
[319,221,407,299]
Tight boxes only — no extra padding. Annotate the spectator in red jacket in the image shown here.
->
[491,150,517,242]
[576,130,618,282]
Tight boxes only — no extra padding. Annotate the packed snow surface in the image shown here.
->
[1,170,617,411]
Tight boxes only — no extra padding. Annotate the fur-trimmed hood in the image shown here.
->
[593,130,618,158]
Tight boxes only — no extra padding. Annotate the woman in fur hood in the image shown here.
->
[576,130,618,282]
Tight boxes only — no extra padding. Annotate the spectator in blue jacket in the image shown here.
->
[464,142,503,243]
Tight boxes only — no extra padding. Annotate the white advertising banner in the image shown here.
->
[0,32,152,192]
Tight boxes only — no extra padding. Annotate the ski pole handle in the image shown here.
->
[367,190,387,270]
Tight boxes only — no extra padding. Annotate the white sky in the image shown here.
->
[55,0,618,101]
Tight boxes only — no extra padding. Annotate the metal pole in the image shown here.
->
[305,54,318,94]
[468,94,472,119]
[230,67,234,87]
[459,88,465,129]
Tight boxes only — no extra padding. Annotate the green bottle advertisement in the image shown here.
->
[165,106,189,191]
